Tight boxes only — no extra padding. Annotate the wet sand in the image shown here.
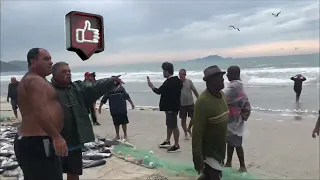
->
[1,104,319,179]
[94,109,319,179]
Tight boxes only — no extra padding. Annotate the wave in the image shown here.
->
[0,67,319,86]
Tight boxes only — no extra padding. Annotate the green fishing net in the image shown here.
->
[0,115,11,121]
[113,144,257,180]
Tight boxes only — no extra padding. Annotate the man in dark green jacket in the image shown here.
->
[192,65,229,180]
[51,62,121,180]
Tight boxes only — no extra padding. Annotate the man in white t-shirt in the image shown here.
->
[178,69,199,139]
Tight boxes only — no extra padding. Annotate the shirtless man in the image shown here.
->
[14,48,67,180]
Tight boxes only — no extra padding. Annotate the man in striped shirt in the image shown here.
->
[192,65,229,180]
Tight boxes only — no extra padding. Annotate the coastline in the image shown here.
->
[1,102,319,179]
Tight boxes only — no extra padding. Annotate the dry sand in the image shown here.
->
[1,102,319,179]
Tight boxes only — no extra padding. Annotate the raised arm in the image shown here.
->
[81,78,117,105]
[26,77,62,139]
[302,77,307,81]
[151,83,167,95]
[192,99,207,172]
[190,80,199,98]
[290,76,295,81]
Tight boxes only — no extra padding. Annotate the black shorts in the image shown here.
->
[179,104,194,119]
[198,163,222,180]
[11,99,18,110]
[165,111,178,129]
[111,114,129,126]
[14,135,63,180]
[61,148,83,175]
[227,135,243,147]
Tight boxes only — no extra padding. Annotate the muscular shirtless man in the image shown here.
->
[14,48,67,180]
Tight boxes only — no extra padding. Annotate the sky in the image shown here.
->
[1,0,319,66]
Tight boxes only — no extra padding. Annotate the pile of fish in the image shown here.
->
[0,123,114,180]
[0,124,23,180]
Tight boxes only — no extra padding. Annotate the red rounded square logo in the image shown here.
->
[65,11,104,60]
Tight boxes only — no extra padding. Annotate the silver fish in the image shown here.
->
[2,167,23,177]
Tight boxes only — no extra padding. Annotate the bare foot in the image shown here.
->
[238,167,247,172]
[113,137,120,141]
[224,162,232,167]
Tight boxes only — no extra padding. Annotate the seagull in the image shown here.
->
[294,47,299,51]
[272,11,281,17]
[229,25,240,31]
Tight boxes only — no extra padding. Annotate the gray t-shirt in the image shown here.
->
[180,79,196,106]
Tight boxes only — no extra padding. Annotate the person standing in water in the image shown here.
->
[290,74,306,102]
[224,66,251,172]
[7,77,20,119]
[178,69,199,139]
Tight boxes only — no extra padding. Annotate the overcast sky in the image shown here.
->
[1,0,319,66]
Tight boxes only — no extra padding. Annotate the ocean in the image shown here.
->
[1,54,319,117]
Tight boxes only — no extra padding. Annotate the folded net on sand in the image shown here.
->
[113,144,257,180]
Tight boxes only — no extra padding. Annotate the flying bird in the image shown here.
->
[229,25,240,31]
[294,47,299,51]
[272,11,281,17]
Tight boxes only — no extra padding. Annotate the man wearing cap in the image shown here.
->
[192,65,228,180]
[84,72,100,125]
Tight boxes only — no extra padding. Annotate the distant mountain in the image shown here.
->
[0,60,26,72]
[188,55,233,62]
[9,60,28,70]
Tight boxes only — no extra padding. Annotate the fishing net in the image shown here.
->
[0,115,12,121]
[113,144,257,180]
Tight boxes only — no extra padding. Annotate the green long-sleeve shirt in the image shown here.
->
[192,89,229,163]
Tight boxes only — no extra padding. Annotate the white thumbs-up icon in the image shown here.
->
[76,20,100,44]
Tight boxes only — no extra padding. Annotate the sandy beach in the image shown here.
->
[1,102,319,179]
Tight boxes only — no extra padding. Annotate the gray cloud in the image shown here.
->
[0,0,318,65]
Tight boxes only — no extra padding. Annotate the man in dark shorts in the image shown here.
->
[84,72,101,125]
[290,74,306,102]
[192,65,228,180]
[178,69,199,139]
[14,48,67,180]
[51,62,121,180]
[98,82,135,141]
[147,62,183,153]
[7,77,19,119]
